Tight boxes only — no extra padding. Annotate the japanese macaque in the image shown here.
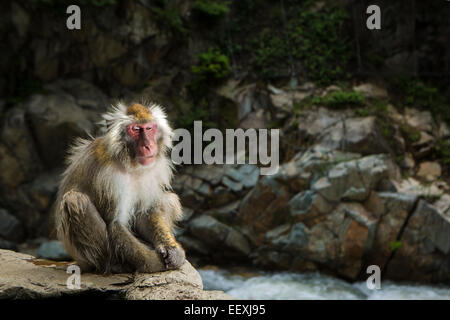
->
[54,102,185,273]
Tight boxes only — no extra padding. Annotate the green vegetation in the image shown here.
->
[434,140,450,165]
[83,0,116,6]
[151,0,187,35]
[193,0,230,17]
[312,90,365,109]
[250,29,289,78]
[174,100,213,130]
[288,5,351,86]
[31,0,116,6]
[389,78,449,123]
[241,1,352,85]
[389,241,403,252]
[400,124,421,144]
[191,48,231,82]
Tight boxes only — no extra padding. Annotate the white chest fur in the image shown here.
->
[112,169,163,225]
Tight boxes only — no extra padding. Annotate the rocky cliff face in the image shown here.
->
[0,78,449,285]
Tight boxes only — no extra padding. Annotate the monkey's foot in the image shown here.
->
[156,245,185,270]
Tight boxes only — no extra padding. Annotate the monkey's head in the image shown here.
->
[101,102,173,168]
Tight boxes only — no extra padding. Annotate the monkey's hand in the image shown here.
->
[155,244,185,270]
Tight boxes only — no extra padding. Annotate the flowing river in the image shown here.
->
[199,268,450,300]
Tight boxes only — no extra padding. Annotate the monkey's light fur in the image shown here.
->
[54,102,184,274]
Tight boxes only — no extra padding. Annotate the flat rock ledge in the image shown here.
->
[0,249,233,300]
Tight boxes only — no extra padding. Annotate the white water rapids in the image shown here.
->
[199,269,450,300]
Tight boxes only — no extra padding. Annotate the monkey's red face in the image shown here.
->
[126,122,158,166]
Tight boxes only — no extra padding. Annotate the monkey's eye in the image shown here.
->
[132,126,140,132]
[146,126,153,131]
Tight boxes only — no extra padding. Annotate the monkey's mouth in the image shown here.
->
[137,155,156,165]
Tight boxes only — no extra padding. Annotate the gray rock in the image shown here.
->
[353,83,388,99]
[238,175,291,245]
[0,108,42,188]
[0,249,232,300]
[289,190,333,219]
[416,161,442,182]
[343,117,391,155]
[222,176,243,192]
[25,94,94,168]
[190,164,226,185]
[298,109,390,155]
[188,215,250,257]
[404,108,435,134]
[434,194,450,217]
[177,235,210,255]
[272,223,309,251]
[0,238,18,251]
[311,155,389,203]
[44,79,109,111]
[0,209,24,242]
[385,200,450,283]
[37,240,71,261]
[225,164,259,189]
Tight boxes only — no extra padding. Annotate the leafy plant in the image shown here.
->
[400,124,421,144]
[288,6,351,86]
[250,29,289,77]
[389,241,403,252]
[193,0,230,17]
[191,48,231,82]
[389,78,449,123]
[245,2,351,84]
[31,0,116,6]
[313,90,365,109]
[434,140,450,165]
[151,0,187,34]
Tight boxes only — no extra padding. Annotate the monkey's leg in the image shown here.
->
[108,222,167,273]
[134,211,185,270]
[58,190,110,272]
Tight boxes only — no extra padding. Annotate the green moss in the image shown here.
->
[249,29,289,77]
[434,140,450,165]
[151,0,187,35]
[389,78,449,123]
[31,0,116,6]
[173,98,215,130]
[243,1,351,85]
[193,0,230,17]
[400,124,421,144]
[389,241,402,252]
[313,90,365,109]
[191,48,231,82]
[355,108,369,117]
[289,5,351,86]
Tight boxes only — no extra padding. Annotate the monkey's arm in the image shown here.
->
[135,193,185,269]
[108,222,167,273]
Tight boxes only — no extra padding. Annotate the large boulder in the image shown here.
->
[365,192,419,268]
[297,109,391,155]
[0,108,42,188]
[24,94,94,169]
[44,79,110,111]
[0,209,25,243]
[174,164,259,210]
[188,215,251,260]
[0,249,232,300]
[384,200,450,283]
